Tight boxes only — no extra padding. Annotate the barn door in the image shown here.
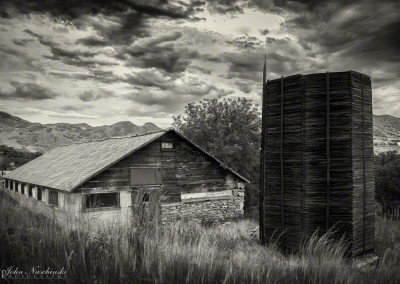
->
[131,187,161,226]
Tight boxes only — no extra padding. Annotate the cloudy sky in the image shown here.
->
[0,0,399,127]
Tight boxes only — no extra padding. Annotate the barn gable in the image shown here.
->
[4,129,248,193]
[79,130,248,202]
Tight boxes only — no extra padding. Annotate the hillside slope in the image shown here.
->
[1,111,399,154]
[0,111,161,152]
[373,115,400,153]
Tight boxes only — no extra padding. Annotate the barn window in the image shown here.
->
[49,190,58,207]
[37,187,42,201]
[130,168,162,185]
[21,184,25,195]
[84,193,119,209]
[5,179,8,189]
[161,141,174,150]
[28,185,32,197]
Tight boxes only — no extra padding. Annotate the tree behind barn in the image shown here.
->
[172,97,261,212]
[375,151,400,214]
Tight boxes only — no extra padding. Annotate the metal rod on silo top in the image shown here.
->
[260,55,267,244]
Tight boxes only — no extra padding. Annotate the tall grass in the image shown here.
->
[1,189,400,283]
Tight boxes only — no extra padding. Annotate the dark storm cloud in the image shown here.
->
[122,69,173,90]
[253,0,400,83]
[122,69,220,97]
[61,104,92,111]
[284,0,400,56]
[2,0,200,49]
[222,36,325,83]
[24,29,98,58]
[223,50,264,81]
[235,80,255,94]
[0,81,58,100]
[46,44,98,59]
[125,91,185,108]
[0,0,192,22]
[22,29,43,39]
[0,43,42,72]
[23,29,118,68]
[50,69,122,85]
[226,36,263,49]
[78,89,115,102]
[123,80,233,116]
[207,0,244,14]
[88,12,152,45]
[0,10,10,18]
[12,38,35,46]
[47,55,117,68]
[76,36,108,47]
[120,31,200,73]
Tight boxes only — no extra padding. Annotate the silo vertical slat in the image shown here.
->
[326,72,330,232]
[280,76,285,249]
[361,75,366,254]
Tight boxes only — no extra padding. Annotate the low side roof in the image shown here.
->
[4,129,249,192]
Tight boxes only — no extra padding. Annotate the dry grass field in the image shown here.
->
[0,189,399,284]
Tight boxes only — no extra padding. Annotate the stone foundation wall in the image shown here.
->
[161,188,244,223]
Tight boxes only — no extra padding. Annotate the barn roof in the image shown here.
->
[4,129,249,192]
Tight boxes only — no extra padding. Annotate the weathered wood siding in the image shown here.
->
[261,71,375,257]
[79,132,241,202]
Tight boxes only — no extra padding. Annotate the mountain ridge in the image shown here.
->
[0,111,161,152]
[0,111,399,154]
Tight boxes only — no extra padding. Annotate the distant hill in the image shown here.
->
[0,111,399,154]
[0,111,161,153]
[373,114,400,154]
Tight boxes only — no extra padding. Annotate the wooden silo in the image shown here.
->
[259,67,375,257]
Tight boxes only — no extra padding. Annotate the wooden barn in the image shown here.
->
[260,67,375,258]
[2,129,248,227]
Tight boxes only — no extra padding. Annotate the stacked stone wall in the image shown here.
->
[161,188,244,223]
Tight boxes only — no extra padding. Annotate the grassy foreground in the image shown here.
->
[0,190,400,284]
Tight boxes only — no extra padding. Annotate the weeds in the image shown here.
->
[1,189,400,283]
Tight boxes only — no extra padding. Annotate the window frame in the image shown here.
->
[161,141,175,150]
[28,184,33,197]
[129,167,162,186]
[37,186,43,201]
[49,189,58,207]
[83,192,120,211]
[160,136,176,151]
